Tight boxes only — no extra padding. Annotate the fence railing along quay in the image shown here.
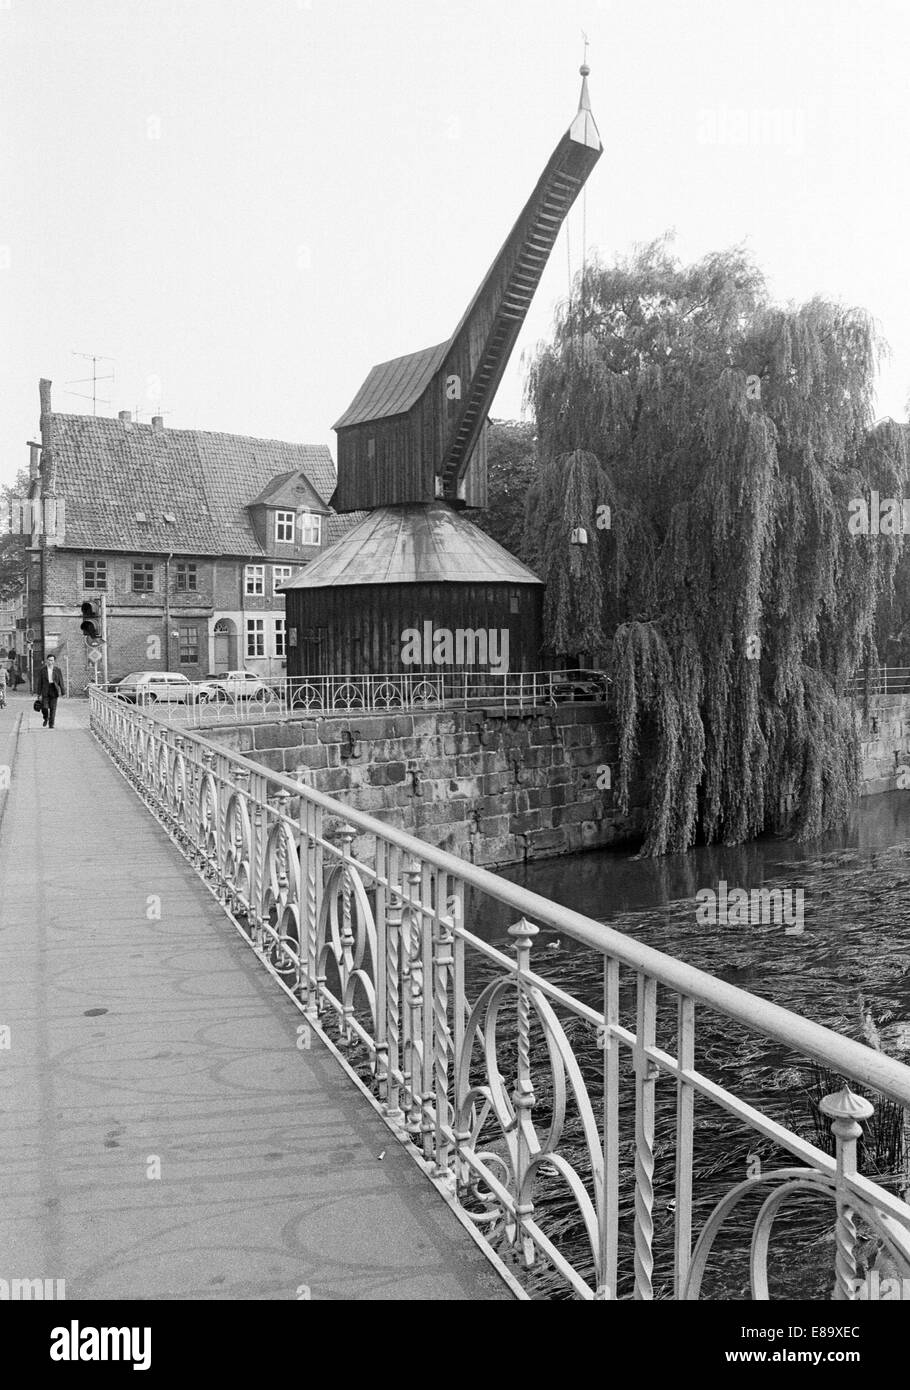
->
[847,667,910,698]
[89,684,910,1301]
[92,669,610,727]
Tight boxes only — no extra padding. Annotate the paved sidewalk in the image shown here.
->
[0,697,511,1300]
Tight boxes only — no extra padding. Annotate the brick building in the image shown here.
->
[28,380,352,690]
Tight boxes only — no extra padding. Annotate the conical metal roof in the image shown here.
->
[281,503,542,589]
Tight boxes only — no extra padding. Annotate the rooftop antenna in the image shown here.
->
[65,353,115,415]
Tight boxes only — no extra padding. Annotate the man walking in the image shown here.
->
[36,654,64,728]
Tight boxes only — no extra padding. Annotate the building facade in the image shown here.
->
[29,380,352,690]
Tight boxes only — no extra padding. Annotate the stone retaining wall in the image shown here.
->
[206,705,648,869]
[857,693,910,794]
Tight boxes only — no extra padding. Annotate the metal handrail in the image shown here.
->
[848,666,910,697]
[90,668,611,724]
[88,685,910,1300]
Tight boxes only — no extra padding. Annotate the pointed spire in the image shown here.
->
[570,60,601,150]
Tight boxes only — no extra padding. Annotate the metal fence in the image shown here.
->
[92,669,609,727]
[89,685,910,1300]
[847,667,910,698]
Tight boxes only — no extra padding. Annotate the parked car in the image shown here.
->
[115,671,196,704]
[204,669,272,702]
[548,669,611,703]
[191,674,233,704]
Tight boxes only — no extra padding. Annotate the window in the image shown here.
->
[245,564,265,595]
[132,561,154,592]
[275,510,295,542]
[297,510,322,546]
[272,564,294,594]
[176,562,197,591]
[83,558,107,590]
[274,617,286,658]
[246,618,265,657]
[178,626,199,664]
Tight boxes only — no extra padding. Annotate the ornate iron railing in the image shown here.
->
[89,685,910,1301]
[92,669,609,726]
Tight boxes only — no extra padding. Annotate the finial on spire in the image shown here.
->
[570,39,601,150]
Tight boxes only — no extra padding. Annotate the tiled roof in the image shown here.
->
[249,469,327,510]
[332,343,448,429]
[46,413,340,556]
[283,503,542,588]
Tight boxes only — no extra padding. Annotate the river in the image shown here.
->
[465,791,910,1299]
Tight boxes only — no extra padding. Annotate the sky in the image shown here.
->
[2,0,909,491]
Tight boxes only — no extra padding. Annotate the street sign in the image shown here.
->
[87,647,103,663]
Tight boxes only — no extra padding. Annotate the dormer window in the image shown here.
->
[297,510,321,546]
[275,510,294,542]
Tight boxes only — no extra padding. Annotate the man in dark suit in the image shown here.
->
[36,654,65,728]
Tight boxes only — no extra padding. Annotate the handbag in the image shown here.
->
[33,698,42,712]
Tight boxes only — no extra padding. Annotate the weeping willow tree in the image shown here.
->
[525,237,909,855]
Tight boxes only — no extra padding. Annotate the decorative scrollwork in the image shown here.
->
[316,858,378,1041]
[453,923,604,1276]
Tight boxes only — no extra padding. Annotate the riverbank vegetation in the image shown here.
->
[525,237,910,854]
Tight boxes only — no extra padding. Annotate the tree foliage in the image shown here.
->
[525,236,907,854]
[0,467,31,602]
[472,419,538,561]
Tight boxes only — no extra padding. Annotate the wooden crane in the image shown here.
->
[332,66,602,513]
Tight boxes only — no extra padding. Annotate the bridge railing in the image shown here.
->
[90,669,609,727]
[89,685,910,1301]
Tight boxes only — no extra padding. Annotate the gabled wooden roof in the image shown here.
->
[332,343,448,429]
[280,503,542,588]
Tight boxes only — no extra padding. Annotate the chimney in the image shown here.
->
[27,441,42,484]
[151,415,164,432]
[118,410,132,423]
[39,378,52,417]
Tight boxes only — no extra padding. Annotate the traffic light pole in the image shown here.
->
[100,593,109,685]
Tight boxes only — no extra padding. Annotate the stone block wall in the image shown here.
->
[856,694,910,794]
[206,705,648,868]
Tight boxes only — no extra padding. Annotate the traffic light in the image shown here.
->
[80,600,99,640]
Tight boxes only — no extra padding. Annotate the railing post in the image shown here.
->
[338,823,356,1045]
[633,972,658,1299]
[820,1085,875,1300]
[384,846,405,1125]
[373,838,390,1097]
[403,857,424,1139]
[301,795,322,1019]
[597,954,619,1300]
[431,874,457,1179]
[674,994,696,1299]
[249,772,266,948]
[508,916,539,1266]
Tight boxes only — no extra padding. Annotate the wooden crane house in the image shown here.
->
[284,67,602,677]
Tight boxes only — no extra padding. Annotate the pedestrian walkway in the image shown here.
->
[0,697,511,1300]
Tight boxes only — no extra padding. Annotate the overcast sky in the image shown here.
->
[2,0,909,490]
